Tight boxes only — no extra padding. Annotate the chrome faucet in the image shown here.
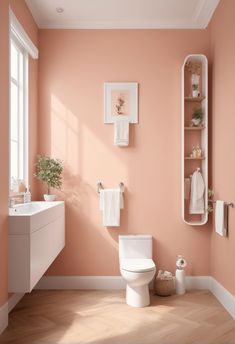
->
[9,198,15,208]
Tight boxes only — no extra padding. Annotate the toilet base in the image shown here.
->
[126,284,150,307]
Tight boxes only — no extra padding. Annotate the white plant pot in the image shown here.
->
[44,194,56,202]
[191,118,201,126]
[175,269,185,295]
[192,90,199,98]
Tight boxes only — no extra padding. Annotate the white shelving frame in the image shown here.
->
[181,54,208,226]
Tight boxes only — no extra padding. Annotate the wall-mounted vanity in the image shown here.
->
[8,201,65,292]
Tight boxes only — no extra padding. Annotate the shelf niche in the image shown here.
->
[181,54,208,226]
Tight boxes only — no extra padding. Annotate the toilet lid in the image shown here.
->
[121,259,156,273]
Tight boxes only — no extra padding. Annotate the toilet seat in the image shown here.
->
[120,259,155,273]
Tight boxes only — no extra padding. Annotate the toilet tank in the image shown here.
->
[119,235,153,260]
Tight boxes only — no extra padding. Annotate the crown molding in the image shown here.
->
[26,0,220,30]
[9,9,39,59]
[36,20,206,30]
[193,0,220,28]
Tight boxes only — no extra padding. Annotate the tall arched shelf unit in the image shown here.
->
[181,54,208,226]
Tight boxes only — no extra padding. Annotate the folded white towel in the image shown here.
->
[114,117,129,146]
[99,189,123,227]
[215,201,228,237]
[189,170,205,214]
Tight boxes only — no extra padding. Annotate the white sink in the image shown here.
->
[9,201,61,215]
[9,201,64,234]
[8,201,65,292]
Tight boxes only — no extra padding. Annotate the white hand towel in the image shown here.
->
[215,201,228,237]
[100,190,124,210]
[189,170,205,214]
[114,117,129,146]
[99,189,122,227]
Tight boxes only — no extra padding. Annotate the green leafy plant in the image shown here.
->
[192,107,203,120]
[192,84,199,91]
[35,155,63,194]
[207,188,214,213]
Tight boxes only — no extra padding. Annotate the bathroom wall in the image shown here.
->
[0,0,38,307]
[209,0,235,295]
[0,0,10,307]
[38,29,212,277]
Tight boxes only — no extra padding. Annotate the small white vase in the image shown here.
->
[175,269,185,295]
[44,194,56,202]
[191,118,201,127]
[192,90,199,98]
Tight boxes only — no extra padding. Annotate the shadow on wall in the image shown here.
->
[46,168,125,276]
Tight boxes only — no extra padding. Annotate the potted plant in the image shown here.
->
[192,83,199,98]
[191,107,203,127]
[35,155,63,201]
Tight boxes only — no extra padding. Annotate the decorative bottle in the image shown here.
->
[24,187,31,203]
[196,145,202,158]
[192,147,197,158]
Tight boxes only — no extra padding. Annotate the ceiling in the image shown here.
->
[25,0,220,29]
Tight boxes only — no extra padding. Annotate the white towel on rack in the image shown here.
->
[189,170,205,214]
[99,189,123,227]
[215,201,228,236]
[100,190,124,209]
[114,117,129,146]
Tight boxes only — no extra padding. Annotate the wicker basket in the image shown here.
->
[154,276,175,296]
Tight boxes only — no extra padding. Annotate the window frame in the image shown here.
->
[9,33,29,191]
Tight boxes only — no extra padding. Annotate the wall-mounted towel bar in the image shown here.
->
[208,200,234,208]
[97,182,125,194]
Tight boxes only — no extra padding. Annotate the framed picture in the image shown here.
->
[104,82,138,123]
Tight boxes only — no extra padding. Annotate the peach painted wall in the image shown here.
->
[209,0,235,295]
[0,0,10,306]
[0,0,38,306]
[38,29,211,277]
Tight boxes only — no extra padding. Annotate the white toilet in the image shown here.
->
[119,235,156,307]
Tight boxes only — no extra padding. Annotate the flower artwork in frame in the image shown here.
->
[104,82,138,123]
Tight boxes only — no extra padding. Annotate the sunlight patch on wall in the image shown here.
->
[81,125,127,184]
[51,94,79,175]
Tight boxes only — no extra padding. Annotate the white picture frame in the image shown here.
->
[104,82,138,123]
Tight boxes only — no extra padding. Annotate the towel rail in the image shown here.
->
[208,200,234,208]
[97,182,125,194]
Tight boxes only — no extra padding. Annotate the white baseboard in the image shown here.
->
[1,275,234,334]
[36,275,235,319]
[0,293,25,334]
[8,293,25,313]
[36,275,209,291]
[35,276,126,290]
[0,302,8,334]
[185,276,211,290]
[210,277,235,319]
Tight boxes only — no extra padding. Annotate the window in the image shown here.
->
[9,9,38,193]
[10,37,28,191]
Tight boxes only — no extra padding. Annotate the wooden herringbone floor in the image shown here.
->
[0,290,235,344]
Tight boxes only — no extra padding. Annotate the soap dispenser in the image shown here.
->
[24,187,31,203]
